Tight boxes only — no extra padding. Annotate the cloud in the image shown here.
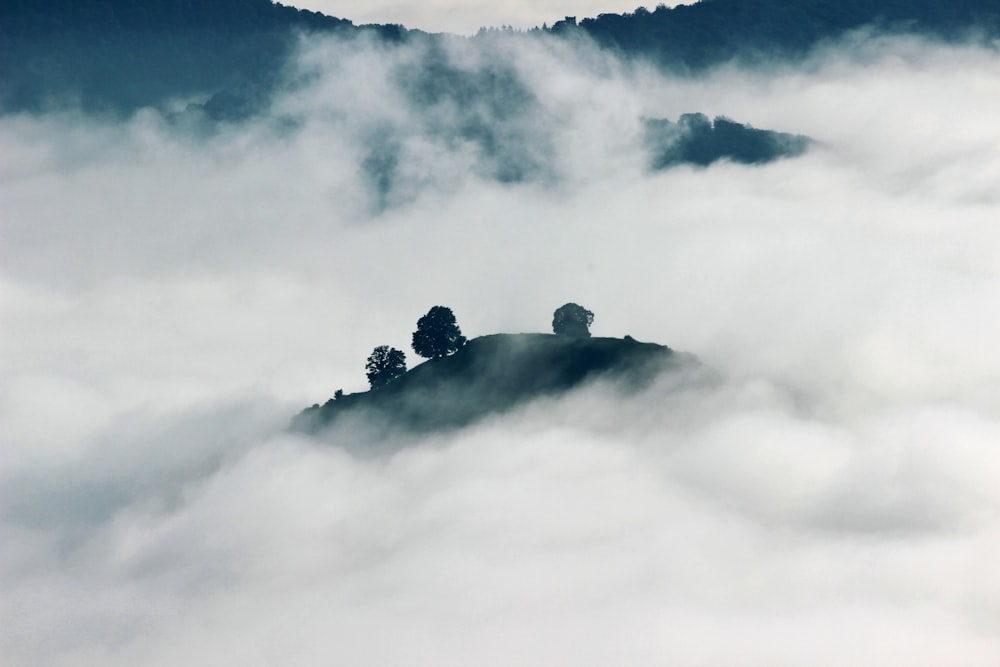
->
[2,30,1000,666]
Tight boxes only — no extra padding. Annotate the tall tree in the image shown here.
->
[552,303,594,338]
[412,306,467,359]
[366,345,407,389]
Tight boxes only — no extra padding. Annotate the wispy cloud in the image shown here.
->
[2,30,999,666]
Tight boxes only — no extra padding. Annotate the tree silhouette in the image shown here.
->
[366,345,407,389]
[412,306,467,359]
[552,303,594,337]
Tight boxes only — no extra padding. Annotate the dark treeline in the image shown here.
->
[4,0,1000,116]
[645,114,811,169]
[0,0,409,115]
[553,0,1000,70]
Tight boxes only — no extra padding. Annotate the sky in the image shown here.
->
[286,0,671,34]
[2,21,1000,667]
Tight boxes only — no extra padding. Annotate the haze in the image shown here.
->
[2,25,999,667]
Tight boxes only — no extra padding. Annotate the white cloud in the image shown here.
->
[2,31,1000,666]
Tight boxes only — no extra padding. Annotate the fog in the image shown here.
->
[2,30,1000,665]
[286,1,671,34]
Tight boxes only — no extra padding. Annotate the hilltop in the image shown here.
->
[552,0,1000,69]
[293,333,702,435]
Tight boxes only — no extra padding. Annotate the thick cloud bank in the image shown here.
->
[2,32,1000,665]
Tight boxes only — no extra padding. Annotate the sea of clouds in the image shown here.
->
[2,29,999,666]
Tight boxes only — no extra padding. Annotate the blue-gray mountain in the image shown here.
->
[0,0,359,114]
[3,0,992,200]
[4,0,999,115]
[551,0,1000,70]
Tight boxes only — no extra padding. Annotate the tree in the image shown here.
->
[412,306,467,359]
[366,345,406,389]
[552,303,594,337]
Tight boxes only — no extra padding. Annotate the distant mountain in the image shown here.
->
[293,333,707,435]
[4,0,998,116]
[0,0,410,115]
[551,0,1000,70]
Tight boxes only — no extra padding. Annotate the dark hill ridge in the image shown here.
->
[293,333,702,434]
[5,0,1000,116]
[645,114,811,169]
[0,0,407,115]
[553,0,1000,70]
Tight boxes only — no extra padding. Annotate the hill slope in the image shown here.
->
[293,333,703,435]
[5,0,999,115]
[0,0,408,114]
[554,0,1000,70]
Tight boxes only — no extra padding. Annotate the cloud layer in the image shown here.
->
[2,31,999,665]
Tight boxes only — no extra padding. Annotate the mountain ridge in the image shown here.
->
[554,0,1000,70]
[4,0,999,115]
[0,0,406,114]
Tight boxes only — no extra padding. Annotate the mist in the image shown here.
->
[2,28,999,665]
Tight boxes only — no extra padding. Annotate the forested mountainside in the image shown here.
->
[553,0,1000,69]
[0,0,407,113]
[3,0,999,115]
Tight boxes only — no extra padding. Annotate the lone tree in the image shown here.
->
[552,303,594,338]
[412,306,467,359]
[366,345,407,389]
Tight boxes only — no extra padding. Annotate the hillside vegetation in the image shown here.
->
[555,0,1000,69]
[4,0,999,115]
[294,333,702,434]
[0,0,401,114]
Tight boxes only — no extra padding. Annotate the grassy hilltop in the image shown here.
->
[294,333,702,434]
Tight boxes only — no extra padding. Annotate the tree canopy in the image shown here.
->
[366,345,407,389]
[412,306,467,359]
[552,303,594,338]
